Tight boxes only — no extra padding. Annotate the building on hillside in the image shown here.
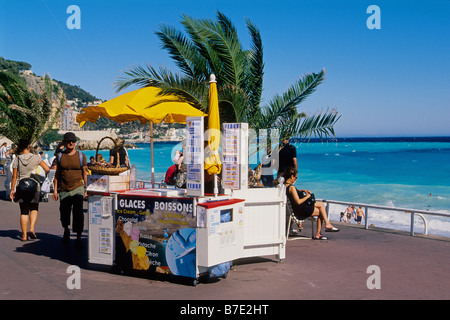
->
[61,105,80,131]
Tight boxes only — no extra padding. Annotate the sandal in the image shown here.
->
[75,238,83,249]
[28,232,37,240]
[325,227,340,232]
[313,235,328,240]
[62,229,70,243]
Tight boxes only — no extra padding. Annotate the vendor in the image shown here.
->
[109,137,130,168]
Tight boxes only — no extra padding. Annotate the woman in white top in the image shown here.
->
[10,139,50,241]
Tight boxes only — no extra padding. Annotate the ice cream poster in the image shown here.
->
[115,195,197,278]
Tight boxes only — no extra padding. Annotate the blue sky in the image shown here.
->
[1,0,450,137]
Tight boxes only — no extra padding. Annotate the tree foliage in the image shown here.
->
[0,57,31,75]
[0,71,60,146]
[115,11,340,147]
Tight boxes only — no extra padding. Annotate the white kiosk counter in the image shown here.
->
[87,120,287,285]
[232,187,286,261]
[88,187,286,285]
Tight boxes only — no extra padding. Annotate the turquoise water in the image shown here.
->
[77,138,450,238]
[291,139,450,238]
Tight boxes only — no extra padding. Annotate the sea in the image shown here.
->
[76,137,450,238]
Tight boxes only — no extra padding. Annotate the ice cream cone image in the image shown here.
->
[138,256,150,270]
[132,246,150,270]
[120,232,132,252]
[130,240,138,255]
[116,220,133,252]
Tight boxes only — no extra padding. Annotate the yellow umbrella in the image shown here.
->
[204,74,222,195]
[77,87,203,126]
[76,87,205,186]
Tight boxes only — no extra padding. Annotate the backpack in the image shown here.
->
[14,178,38,203]
[176,170,187,189]
[57,151,84,169]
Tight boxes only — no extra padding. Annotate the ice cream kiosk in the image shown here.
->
[87,118,286,285]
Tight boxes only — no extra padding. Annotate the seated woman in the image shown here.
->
[280,167,339,240]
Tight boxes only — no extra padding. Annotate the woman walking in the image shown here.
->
[10,139,50,241]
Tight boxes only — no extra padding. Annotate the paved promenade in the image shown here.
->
[1,175,449,301]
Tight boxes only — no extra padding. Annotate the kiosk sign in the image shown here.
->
[186,116,205,196]
[222,123,241,190]
[115,195,197,278]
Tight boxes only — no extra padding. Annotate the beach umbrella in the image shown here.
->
[77,87,205,186]
[204,74,222,195]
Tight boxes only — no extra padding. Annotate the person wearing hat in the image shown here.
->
[52,132,88,248]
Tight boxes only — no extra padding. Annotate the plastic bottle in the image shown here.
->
[130,164,136,189]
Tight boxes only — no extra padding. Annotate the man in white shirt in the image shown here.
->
[0,142,7,174]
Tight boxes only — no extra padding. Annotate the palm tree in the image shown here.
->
[115,11,340,147]
[0,71,59,146]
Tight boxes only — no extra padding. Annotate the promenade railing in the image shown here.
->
[134,180,449,238]
[320,199,450,237]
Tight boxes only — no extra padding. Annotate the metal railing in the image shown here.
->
[131,182,450,238]
[320,199,450,237]
[136,179,167,189]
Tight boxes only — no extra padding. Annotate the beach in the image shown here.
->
[1,173,450,301]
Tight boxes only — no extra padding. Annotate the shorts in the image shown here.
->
[292,202,315,220]
[15,190,40,204]
[19,202,39,215]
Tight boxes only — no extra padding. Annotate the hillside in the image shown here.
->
[56,80,99,103]
[1,57,184,140]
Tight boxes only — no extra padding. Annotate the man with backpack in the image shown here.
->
[52,132,88,248]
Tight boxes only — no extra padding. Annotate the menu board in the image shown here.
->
[185,117,204,196]
[115,194,197,279]
[222,123,241,190]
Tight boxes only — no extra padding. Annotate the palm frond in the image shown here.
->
[181,14,222,76]
[156,24,208,80]
[243,18,264,112]
[114,64,165,92]
[291,108,341,141]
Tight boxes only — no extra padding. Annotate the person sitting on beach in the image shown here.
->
[278,167,339,240]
